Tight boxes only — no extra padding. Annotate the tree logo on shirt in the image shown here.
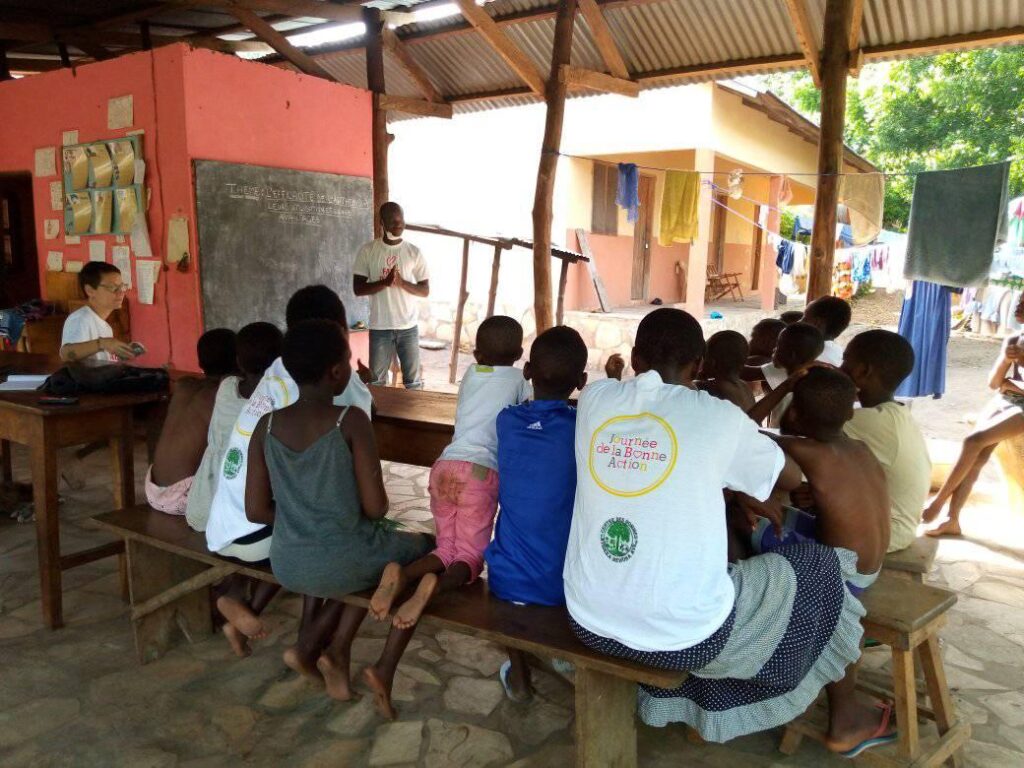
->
[600,517,637,562]
[589,413,678,497]
[223,448,244,480]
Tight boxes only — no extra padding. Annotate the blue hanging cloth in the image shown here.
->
[616,163,640,224]
[776,240,795,274]
[895,281,952,399]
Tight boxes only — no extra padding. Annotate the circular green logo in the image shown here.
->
[223,447,244,480]
[600,517,637,563]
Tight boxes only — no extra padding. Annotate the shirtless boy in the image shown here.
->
[697,330,755,411]
[746,322,824,427]
[145,329,238,515]
[747,318,785,366]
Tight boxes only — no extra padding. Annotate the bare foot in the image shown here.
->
[317,654,358,701]
[221,622,251,658]
[216,596,266,639]
[362,666,397,720]
[927,519,963,537]
[392,573,438,630]
[825,702,895,754]
[369,562,405,621]
[921,500,944,524]
[283,646,322,681]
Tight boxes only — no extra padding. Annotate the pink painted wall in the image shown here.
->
[0,45,372,370]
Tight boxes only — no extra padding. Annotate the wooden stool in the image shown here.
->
[780,574,970,767]
[883,537,939,584]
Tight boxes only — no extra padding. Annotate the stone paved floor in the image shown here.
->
[2,448,1023,768]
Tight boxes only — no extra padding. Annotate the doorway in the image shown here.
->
[0,173,40,307]
[630,174,655,300]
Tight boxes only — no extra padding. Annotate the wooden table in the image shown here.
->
[0,352,168,629]
[371,386,456,467]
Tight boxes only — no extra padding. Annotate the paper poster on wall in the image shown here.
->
[166,216,189,265]
[87,144,113,187]
[49,181,63,212]
[130,205,153,258]
[66,261,84,273]
[110,141,135,186]
[62,130,79,146]
[92,190,112,234]
[46,251,63,271]
[34,147,56,177]
[108,95,134,130]
[115,188,139,233]
[136,260,159,305]
[112,245,132,287]
[43,219,60,240]
[89,240,106,262]
[65,235,81,245]
[63,146,89,190]
[66,192,92,234]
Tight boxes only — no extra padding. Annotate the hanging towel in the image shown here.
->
[895,281,952,399]
[616,163,640,224]
[904,162,1010,287]
[658,171,701,246]
[838,173,885,246]
[776,240,795,275]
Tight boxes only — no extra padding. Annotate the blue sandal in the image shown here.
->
[840,702,898,759]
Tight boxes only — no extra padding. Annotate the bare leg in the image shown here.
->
[318,604,368,701]
[284,599,344,679]
[362,624,418,720]
[393,562,471,630]
[928,445,996,537]
[824,665,894,753]
[924,411,1024,523]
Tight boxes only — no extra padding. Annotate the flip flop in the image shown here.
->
[498,660,533,703]
[840,702,898,759]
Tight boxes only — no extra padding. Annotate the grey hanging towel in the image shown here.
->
[903,162,1010,287]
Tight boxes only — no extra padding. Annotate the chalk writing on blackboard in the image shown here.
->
[223,183,370,226]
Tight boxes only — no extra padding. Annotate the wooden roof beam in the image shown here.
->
[577,0,629,79]
[379,94,453,119]
[863,25,1024,60]
[848,0,864,75]
[454,0,545,95]
[783,0,822,87]
[168,0,363,24]
[560,64,638,97]
[381,27,443,103]
[226,4,337,79]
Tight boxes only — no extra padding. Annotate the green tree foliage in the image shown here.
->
[761,46,1024,231]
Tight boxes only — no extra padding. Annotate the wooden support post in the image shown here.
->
[760,176,784,310]
[131,564,235,622]
[806,0,853,301]
[486,244,502,317]
[363,6,389,238]
[574,668,638,768]
[449,238,471,384]
[532,0,578,334]
[58,43,71,68]
[555,258,570,326]
[0,43,10,81]
[140,20,153,51]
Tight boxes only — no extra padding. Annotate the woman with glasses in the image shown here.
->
[59,261,138,362]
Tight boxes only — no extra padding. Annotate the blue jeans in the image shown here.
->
[369,327,423,389]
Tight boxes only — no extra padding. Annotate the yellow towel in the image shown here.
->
[658,170,701,246]
[838,172,885,246]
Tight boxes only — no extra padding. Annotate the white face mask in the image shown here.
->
[384,229,402,241]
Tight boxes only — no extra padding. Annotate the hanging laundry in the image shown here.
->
[904,162,1010,287]
[658,170,701,246]
[779,176,794,206]
[852,249,872,284]
[895,281,952,399]
[616,163,640,224]
[792,214,813,239]
[1009,196,1024,247]
[776,240,795,275]
[836,223,854,247]
[792,243,808,278]
[838,173,885,246]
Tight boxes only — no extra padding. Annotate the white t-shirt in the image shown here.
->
[353,239,429,330]
[820,340,844,367]
[761,362,793,429]
[564,372,785,652]
[60,305,115,362]
[844,402,931,552]
[440,365,531,470]
[205,357,373,552]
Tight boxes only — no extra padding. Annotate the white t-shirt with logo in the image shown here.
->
[204,356,373,553]
[60,305,115,362]
[440,365,531,470]
[353,239,429,330]
[564,371,785,652]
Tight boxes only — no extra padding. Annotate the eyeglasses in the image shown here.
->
[98,283,130,294]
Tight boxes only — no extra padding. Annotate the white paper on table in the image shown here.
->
[34,147,56,177]
[112,245,132,287]
[46,251,63,271]
[136,260,159,305]
[108,95,134,130]
[0,375,50,392]
[66,261,83,274]
[62,130,79,146]
[49,181,63,211]
[88,240,106,262]
[65,235,80,245]
[44,219,60,239]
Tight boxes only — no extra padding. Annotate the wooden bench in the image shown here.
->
[780,573,969,767]
[883,536,939,584]
[91,505,685,768]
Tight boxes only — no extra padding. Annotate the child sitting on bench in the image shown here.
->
[747,322,824,427]
[697,330,755,411]
[746,318,785,367]
[245,320,432,699]
[145,328,238,515]
[365,314,530,718]
[802,296,851,366]
[484,325,588,701]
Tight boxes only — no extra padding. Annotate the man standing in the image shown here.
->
[353,202,430,388]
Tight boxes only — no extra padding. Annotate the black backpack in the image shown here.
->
[44,363,170,396]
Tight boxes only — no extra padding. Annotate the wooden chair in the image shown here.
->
[883,537,939,584]
[705,264,744,302]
